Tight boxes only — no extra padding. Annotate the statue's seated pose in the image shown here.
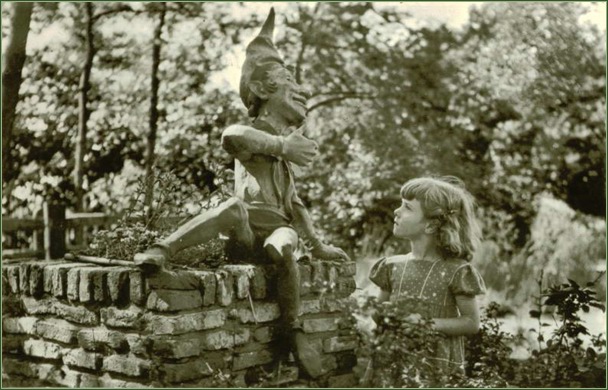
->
[134,8,350,378]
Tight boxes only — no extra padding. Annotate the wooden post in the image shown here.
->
[43,201,66,260]
[32,209,44,255]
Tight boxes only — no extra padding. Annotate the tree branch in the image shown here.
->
[92,4,136,22]
[307,93,376,113]
[310,90,370,99]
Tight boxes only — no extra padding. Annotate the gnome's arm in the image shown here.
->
[291,201,351,262]
[222,124,318,166]
[222,125,282,162]
[290,200,322,247]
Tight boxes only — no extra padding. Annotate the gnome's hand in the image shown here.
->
[281,127,318,166]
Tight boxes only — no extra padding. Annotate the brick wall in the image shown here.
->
[1,259,358,388]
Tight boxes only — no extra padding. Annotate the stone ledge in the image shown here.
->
[2,259,358,387]
[4,259,356,303]
[323,335,358,352]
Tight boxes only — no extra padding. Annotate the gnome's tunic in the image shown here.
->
[232,121,305,237]
[229,8,305,239]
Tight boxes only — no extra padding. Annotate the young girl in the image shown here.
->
[370,176,486,375]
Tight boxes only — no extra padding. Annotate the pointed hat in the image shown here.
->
[239,7,284,107]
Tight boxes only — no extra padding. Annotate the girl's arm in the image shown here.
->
[432,295,480,336]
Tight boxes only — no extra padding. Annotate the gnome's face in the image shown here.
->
[258,63,310,127]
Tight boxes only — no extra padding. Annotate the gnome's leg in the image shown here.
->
[264,227,323,378]
[134,197,254,268]
[264,227,300,326]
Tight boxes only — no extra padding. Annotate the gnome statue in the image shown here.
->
[134,8,350,378]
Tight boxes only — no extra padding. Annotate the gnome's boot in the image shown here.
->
[289,324,324,378]
[273,321,323,379]
[134,243,170,271]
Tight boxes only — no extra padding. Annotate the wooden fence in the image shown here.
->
[2,202,186,260]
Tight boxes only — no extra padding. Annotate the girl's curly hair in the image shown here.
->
[400,176,481,261]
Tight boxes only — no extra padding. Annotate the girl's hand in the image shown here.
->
[404,313,423,324]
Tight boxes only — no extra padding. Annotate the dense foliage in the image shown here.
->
[346,274,606,388]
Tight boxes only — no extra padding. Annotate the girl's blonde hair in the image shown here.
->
[400,176,481,261]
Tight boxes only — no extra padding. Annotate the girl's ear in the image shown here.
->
[248,80,271,100]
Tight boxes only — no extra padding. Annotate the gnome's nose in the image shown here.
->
[299,85,312,99]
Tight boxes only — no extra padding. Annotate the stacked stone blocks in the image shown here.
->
[2,259,358,388]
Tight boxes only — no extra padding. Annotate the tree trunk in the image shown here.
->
[144,2,167,223]
[74,2,95,213]
[294,2,320,85]
[2,2,33,203]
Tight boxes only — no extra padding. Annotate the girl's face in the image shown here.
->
[393,198,428,239]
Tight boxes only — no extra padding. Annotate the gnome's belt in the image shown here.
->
[246,204,295,236]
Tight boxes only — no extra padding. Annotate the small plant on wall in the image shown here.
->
[84,169,230,268]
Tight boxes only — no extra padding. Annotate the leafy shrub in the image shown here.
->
[463,302,516,386]
[346,273,606,388]
[514,274,606,387]
[345,294,461,387]
[84,169,230,267]
[206,363,304,388]
[86,222,162,260]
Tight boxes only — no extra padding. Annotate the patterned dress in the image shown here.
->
[370,253,486,374]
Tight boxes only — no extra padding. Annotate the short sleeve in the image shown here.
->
[369,257,391,292]
[449,264,486,296]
